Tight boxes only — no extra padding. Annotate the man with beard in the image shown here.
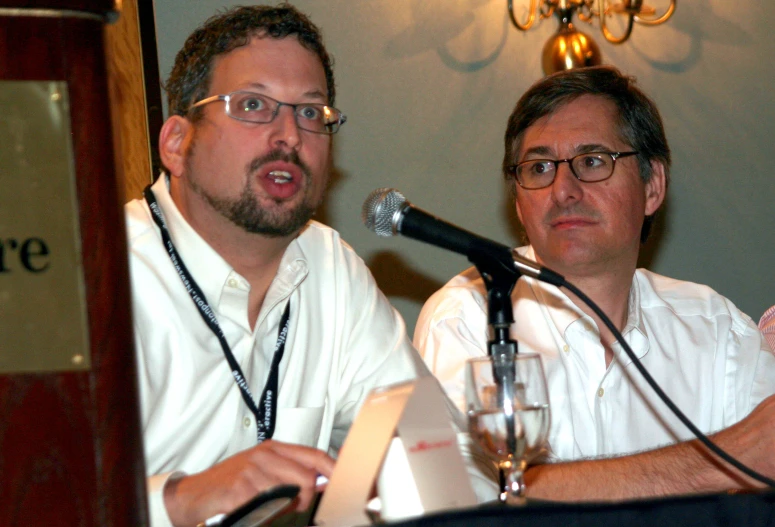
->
[415,66,775,499]
[125,6,436,526]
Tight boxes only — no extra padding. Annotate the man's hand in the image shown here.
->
[163,440,335,527]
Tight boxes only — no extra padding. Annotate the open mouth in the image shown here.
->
[268,170,293,184]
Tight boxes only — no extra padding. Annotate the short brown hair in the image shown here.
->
[165,4,336,121]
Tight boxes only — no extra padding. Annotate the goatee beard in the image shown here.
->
[189,149,320,237]
[218,183,316,237]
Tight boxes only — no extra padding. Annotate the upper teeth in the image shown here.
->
[269,170,292,183]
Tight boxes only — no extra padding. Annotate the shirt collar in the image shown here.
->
[519,245,649,358]
[624,274,646,336]
[149,175,234,309]
[519,245,584,335]
[619,272,650,364]
[262,234,309,312]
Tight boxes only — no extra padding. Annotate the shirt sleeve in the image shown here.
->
[147,472,185,527]
[746,323,775,413]
[726,303,775,420]
[328,254,428,452]
[412,283,516,500]
[413,283,490,414]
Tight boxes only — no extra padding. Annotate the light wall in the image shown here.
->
[153,0,775,336]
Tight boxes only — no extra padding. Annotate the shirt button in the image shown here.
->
[562,344,570,353]
[228,278,238,288]
[243,417,251,428]
[597,388,605,398]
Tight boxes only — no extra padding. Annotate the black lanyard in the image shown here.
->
[144,186,290,443]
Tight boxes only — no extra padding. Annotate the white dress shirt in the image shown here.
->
[126,177,429,527]
[415,246,775,462]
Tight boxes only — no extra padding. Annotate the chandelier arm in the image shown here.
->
[507,0,539,30]
[577,3,593,23]
[541,2,557,19]
[599,0,635,44]
[634,0,676,25]
[582,0,596,20]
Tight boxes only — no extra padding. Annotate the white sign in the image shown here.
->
[316,376,477,526]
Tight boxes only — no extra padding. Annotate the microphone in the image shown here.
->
[362,188,563,286]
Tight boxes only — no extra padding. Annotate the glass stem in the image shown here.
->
[503,467,526,505]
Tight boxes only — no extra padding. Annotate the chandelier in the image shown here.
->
[507,0,676,75]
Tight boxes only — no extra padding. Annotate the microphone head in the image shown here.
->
[362,188,407,237]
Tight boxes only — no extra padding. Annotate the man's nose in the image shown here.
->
[550,161,583,204]
[268,105,301,150]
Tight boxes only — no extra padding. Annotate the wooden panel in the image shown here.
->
[0,12,147,527]
[0,0,114,12]
[105,0,153,202]
[136,0,164,179]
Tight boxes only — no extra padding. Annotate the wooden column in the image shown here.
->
[105,0,163,201]
[0,2,148,526]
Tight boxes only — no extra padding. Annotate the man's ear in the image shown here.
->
[644,160,666,216]
[158,116,194,179]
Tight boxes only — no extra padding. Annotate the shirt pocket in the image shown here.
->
[273,406,325,447]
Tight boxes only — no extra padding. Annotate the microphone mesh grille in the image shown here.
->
[362,188,406,237]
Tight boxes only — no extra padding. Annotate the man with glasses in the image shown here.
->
[125,6,433,526]
[415,66,775,499]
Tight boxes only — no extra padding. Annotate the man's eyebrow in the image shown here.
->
[576,143,612,154]
[521,146,553,159]
[239,83,327,102]
[302,89,327,101]
[521,143,615,159]
[241,82,268,91]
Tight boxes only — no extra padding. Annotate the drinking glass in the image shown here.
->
[465,353,550,504]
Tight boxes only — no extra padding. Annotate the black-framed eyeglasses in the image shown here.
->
[506,151,639,190]
[189,91,347,135]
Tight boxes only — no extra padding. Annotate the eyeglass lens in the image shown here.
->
[517,153,616,188]
[227,92,342,134]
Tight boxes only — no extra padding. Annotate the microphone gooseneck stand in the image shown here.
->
[468,244,522,498]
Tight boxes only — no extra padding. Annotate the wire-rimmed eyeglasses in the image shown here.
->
[506,151,638,190]
[189,91,347,135]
